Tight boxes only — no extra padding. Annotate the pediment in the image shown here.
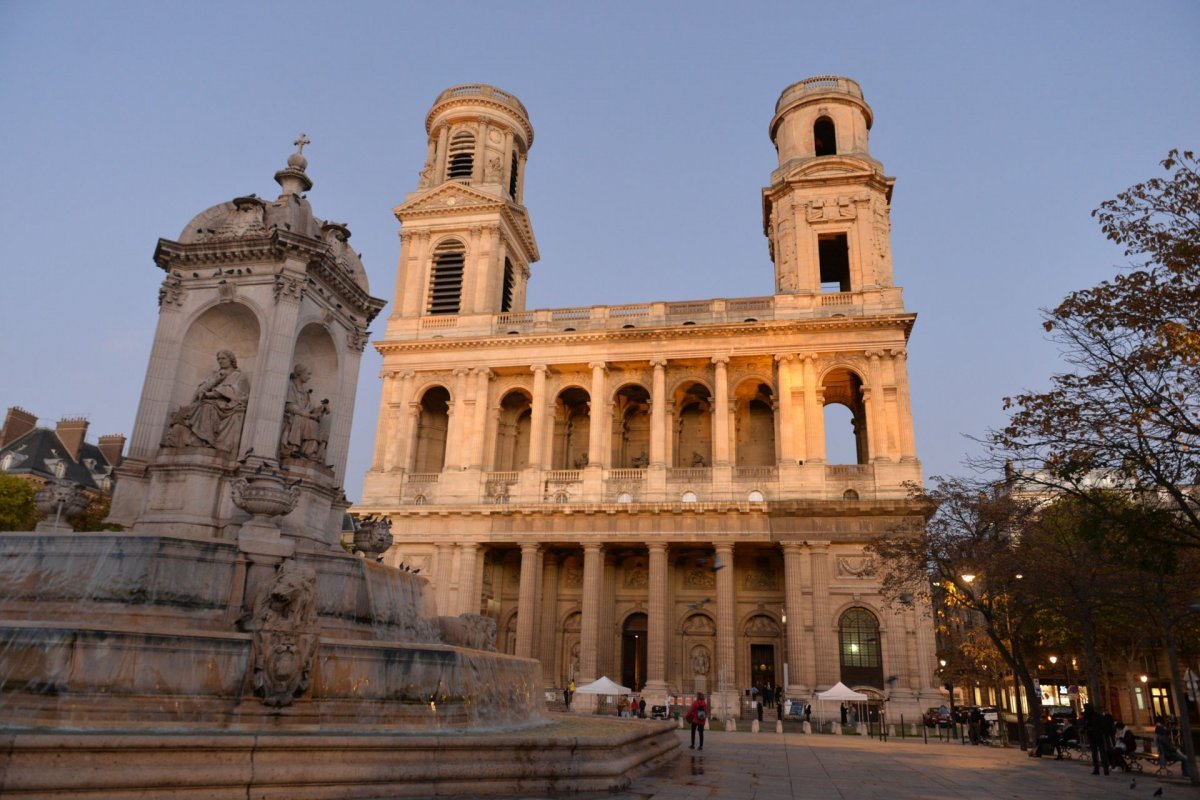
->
[393,182,505,217]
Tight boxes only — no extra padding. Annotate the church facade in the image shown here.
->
[358,77,940,717]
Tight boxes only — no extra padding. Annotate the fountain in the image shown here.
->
[0,141,678,798]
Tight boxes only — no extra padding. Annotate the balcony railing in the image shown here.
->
[545,470,582,483]
[407,473,440,484]
[608,469,646,481]
[734,466,778,480]
[667,468,711,482]
[825,465,873,479]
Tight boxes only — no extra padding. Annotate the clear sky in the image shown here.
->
[1,1,1196,498]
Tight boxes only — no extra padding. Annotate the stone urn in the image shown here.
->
[34,479,90,532]
[353,515,393,559]
[232,458,300,540]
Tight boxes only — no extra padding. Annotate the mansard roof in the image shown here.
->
[0,429,116,492]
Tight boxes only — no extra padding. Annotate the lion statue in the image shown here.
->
[249,559,319,707]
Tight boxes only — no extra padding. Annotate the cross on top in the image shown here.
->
[293,133,310,154]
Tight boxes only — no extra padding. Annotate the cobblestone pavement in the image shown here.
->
[604,728,1196,800]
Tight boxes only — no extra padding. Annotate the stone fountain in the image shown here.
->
[0,142,677,798]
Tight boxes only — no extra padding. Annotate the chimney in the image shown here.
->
[55,417,90,460]
[1,407,38,447]
[98,434,126,468]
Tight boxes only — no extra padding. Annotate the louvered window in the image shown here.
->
[501,257,515,312]
[447,131,475,180]
[428,241,465,315]
[508,151,519,198]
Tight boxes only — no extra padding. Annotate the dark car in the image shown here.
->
[924,706,953,727]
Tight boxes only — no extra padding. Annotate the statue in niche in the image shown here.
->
[573,451,589,469]
[631,450,648,469]
[691,451,707,467]
[570,642,581,679]
[690,645,712,676]
[280,363,330,461]
[249,559,319,708]
[162,349,250,454]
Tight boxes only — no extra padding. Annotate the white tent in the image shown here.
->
[573,676,631,695]
[815,682,870,731]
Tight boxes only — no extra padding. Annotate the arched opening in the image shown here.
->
[814,116,837,156]
[552,387,591,469]
[673,382,712,467]
[508,150,520,198]
[733,381,775,467]
[493,390,532,471]
[838,607,883,688]
[560,610,581,684]
[500,257,516,313]
[413,386,450,472]
[621,612,648,692]
[744,614,782,695]
[447,130,475,180]
[427,239,465,315]
[612,384,650,468]
[822,368,868,464]
[283,323,339,464]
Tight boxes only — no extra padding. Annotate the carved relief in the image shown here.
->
[249,559,319,708]
[484,154,502,182]
[683,568,716,589]
[217,197,267,238]
[273,274,304,303]
[742,566,778,591]
[624,565,648,589]
[690,645,712,676]
[681,614,715,635]
[836,555,876,578]
[434,613,498,651]
[157,275,184,309]
[872,198,892,266]
[744,615,781,637]
[347,326,369,352]
[417,159,434,189]
[562,564,583,588]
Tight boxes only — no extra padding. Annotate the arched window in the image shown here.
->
[822,368,868,464]
[552,387,591,469]
[814,116,837,156]
[509,151,520,198]
[494,390,532,471]
[674,382,713,468]
[612,385,651,468]
[413,386,450,472]
[447,130,475,179]
[428,240,465,315]
[838,607,883,688]
[734,382,775,467]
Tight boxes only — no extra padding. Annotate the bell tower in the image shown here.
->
[390,85,539,320]
[763,76,896,297]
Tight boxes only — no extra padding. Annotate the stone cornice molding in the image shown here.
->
[425,96,534,146]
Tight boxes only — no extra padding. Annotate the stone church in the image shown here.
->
[358,77,940,717]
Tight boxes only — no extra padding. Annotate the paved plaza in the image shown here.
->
[597,727,1195,800]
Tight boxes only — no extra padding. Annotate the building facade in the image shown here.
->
[358,77,940,717]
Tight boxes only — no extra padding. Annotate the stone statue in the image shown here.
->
[690,646,711,676]
[280,363,329,461]
[417,160,434,189]
[249,559,319,708]
[162,350,250,453]
[691,451,706,467]
[573,451,589,469]
[33,479,89,532]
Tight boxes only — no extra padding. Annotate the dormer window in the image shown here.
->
[428,240,466,315]
[814,116,837,156]
[447,131,475,180]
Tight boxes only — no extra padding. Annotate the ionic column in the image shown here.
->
[774,354,795,463]
[470,368,492,470]
[383,371,414,471]
[650,359,667,467]
[528,365,548,470]
[372,371,397,471]
[866,350,889,462]
[809,541,835,686]
[435,543,455,616]
[599,557,617,676]
[444,368,470,470]
[714,543,736,695]
[646,542,669,691]
[434,126,449,180]
[587,362,607,467]
[457,543,480,616]
[804,356,825,463]
[892,349,918,462]
[401,401,421,471]
[781,542,807,695]
[401,230,430,318]
[578,544,605,683]
[539,553,560,684]
[712,356,731,465]
[515,543,542,658]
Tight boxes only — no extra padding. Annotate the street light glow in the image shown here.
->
[961,573,976,583]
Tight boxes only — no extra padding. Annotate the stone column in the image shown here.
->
[457,543,480,616]
[714,542,736,716]
[809,541,835,687]
[371,371,396,471]
[803,356,824,463]
[382,371,414,471]
[649,359,667,467]
[712,356,730,465]
[470,368,492,470]
[435,543,455,616]
[781,542,807,696]
[578,544,604,683]
[645,542,669,698]
[800,545,817,687]
[444,368,470,470]
[434,126,449,180]
[539,553,560,685]
[515,543,542,658]
[501,130,515,194]
[401,401,421,471]
[599,556,617,677]
[774,354,795,463]
[587,362,607,467]
[528,364,548,470]
[892,349,918,462]
[866,350,888,462]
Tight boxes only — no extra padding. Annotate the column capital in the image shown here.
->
[711,355,730,366]
[583,542,605,555]
[890,348,908,360]
[453,367,471,377]
[865,349,885,360]
[588,361,607,371]
[474,367,493,379]
[714,542,734,556]
[773,353,795,363]
[805,540,831,552]
[780,541,805,555]
[650,358,668,369]
[646,541,668,555]
[531,363,549,375]
[520,542,542,555]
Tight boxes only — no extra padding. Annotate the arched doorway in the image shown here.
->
[621,612,648,692]
[552,387,591,469]
[494,389,532,470]
[673,382,712,467]
[612,385,650,468]
[838,607,883,688]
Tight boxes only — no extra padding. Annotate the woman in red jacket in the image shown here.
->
[685,692,709,750]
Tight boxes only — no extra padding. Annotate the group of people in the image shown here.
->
[617,694,649,718]
[750,683,786,722]
[1035,704,1191,779]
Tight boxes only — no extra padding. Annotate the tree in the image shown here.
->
[0,474,38,531]
[993,150,1200,548]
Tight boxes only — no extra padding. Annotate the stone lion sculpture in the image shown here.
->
[433,613,497,651]
[249,559,319,707]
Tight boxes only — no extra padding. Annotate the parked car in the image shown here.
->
[924,706,953,728]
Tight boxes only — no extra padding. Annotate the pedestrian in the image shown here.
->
[804,703,812,722]
[776,689,785,721]
[968,707,982,745]
[840,703,848,725]
[563,687,570,709]
[568,679,575,709]
[685,691,709,750]
[1082,703,1110,776]
[1155,717,1192,778]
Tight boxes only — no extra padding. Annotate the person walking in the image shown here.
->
[685,692,709,750]
[1082,703,1110,775]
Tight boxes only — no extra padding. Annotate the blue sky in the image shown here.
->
[1,1,1197,498]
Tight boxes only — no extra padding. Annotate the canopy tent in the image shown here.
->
[815,682,870,730]
[573,676,631,695]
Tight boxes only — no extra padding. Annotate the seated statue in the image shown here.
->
[163,350,250,454]
[280,363,330,461]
